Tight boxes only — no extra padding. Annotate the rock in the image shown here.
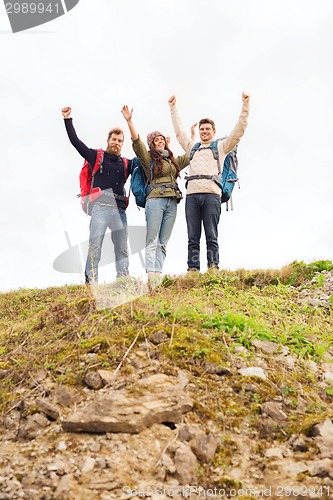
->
[310,298,323,307]
[305,360,318,372]
[88,440,101,452]
[95,457,107,469]
[62,374,193,434]
[282,461,308,478]
[261,402,287,421]
[97,370,116,386]
[160,453,176,474]
[244,384,258,392]
[29,370,48,388]
[204,362,231,375]
[53,475,73,499]
[323,371,333,384]
[252,339,279,355]
[238,367,267,380]
[312,418,333,458]
[47,457,68,475]
[279,346,290,356]
[18,413,50,440]
[130,354,150,370]
[54,386,82,407]
[189,430,218,463]
[265,447,284,458]
[174,443,198,485]
[308,458,333,477]
[79,456,96,473]
[148,331,169,344]
[56,440,67,451]
[36,397,60,420]
[259,417,283,439]
[291,437,311,452]
[177,371,189,389]
[312,418,333,439]
[234,345,248,354]
[178,425,196,442]
[84,371,104,390]
[282,356,296,370]
[321,363,333,372]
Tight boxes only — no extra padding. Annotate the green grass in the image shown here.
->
[1,260,333,448]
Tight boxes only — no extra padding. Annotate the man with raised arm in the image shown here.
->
[61,106,132,284]
[168,92,250,272]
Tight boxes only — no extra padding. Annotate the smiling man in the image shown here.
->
[168,92,250,272]
[61,106,132,284]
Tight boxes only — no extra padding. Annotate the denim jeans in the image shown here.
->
[85,202,129,283]
[145,197,177,273]
[185,193,221,271]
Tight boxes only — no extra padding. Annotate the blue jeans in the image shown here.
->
[85,203,129,283]
[145,197,177,273]
[185,193,221,271]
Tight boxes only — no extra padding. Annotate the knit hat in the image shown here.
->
[147,131,165,149]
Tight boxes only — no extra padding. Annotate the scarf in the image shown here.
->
[156,149,170,159]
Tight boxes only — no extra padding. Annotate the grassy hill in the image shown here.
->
[1,260,333,497]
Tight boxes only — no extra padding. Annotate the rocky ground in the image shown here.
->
[1,270,333,499]
[297,270,333,310]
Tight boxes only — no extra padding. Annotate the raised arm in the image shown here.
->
[121,105,152,174]
[222,91,250,154]
[61,106,95,164]
[168,95,194,155]
[121,105,138,141]
[62,106,72,119]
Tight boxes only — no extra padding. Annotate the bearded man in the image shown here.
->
[62,106,133,284]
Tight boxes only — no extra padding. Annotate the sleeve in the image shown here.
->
[132,136,152,177]
[176,153,190,171]
[221,102,250,155]
[64,118,97,166]
[170,106,195,155]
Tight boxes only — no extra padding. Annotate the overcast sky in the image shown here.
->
[1,0,332,292]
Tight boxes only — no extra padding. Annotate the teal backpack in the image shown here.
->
[130,157,153,208]
[186,137,238,206]
[130,158,183,208]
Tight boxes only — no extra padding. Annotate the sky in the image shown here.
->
[1,0,333,292]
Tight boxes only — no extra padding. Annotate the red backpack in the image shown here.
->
[79,149,130,214]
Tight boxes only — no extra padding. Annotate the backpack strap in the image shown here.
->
[94,149,104,174]
[186,137,228,187]
[185,174,222,189]
[209,139,221,175]
[150,182,182,196]
[189,138,223,173]
[122,157,130,181]
[147,161,153,185]
[91,149,104,186]
[189,142,201,161]
[141,160,153,190]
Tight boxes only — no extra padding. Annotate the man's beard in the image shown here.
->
[106,145,121,155]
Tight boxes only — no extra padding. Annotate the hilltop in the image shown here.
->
[1,261,333,499]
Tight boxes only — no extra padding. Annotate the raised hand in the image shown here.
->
[190,123,198,141]
[168,95,176,107]
[242,91,250,103]
[121,105,133,122]
[61,106,72,118]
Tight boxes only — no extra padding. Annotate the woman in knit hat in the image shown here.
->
[121,105,189,287]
